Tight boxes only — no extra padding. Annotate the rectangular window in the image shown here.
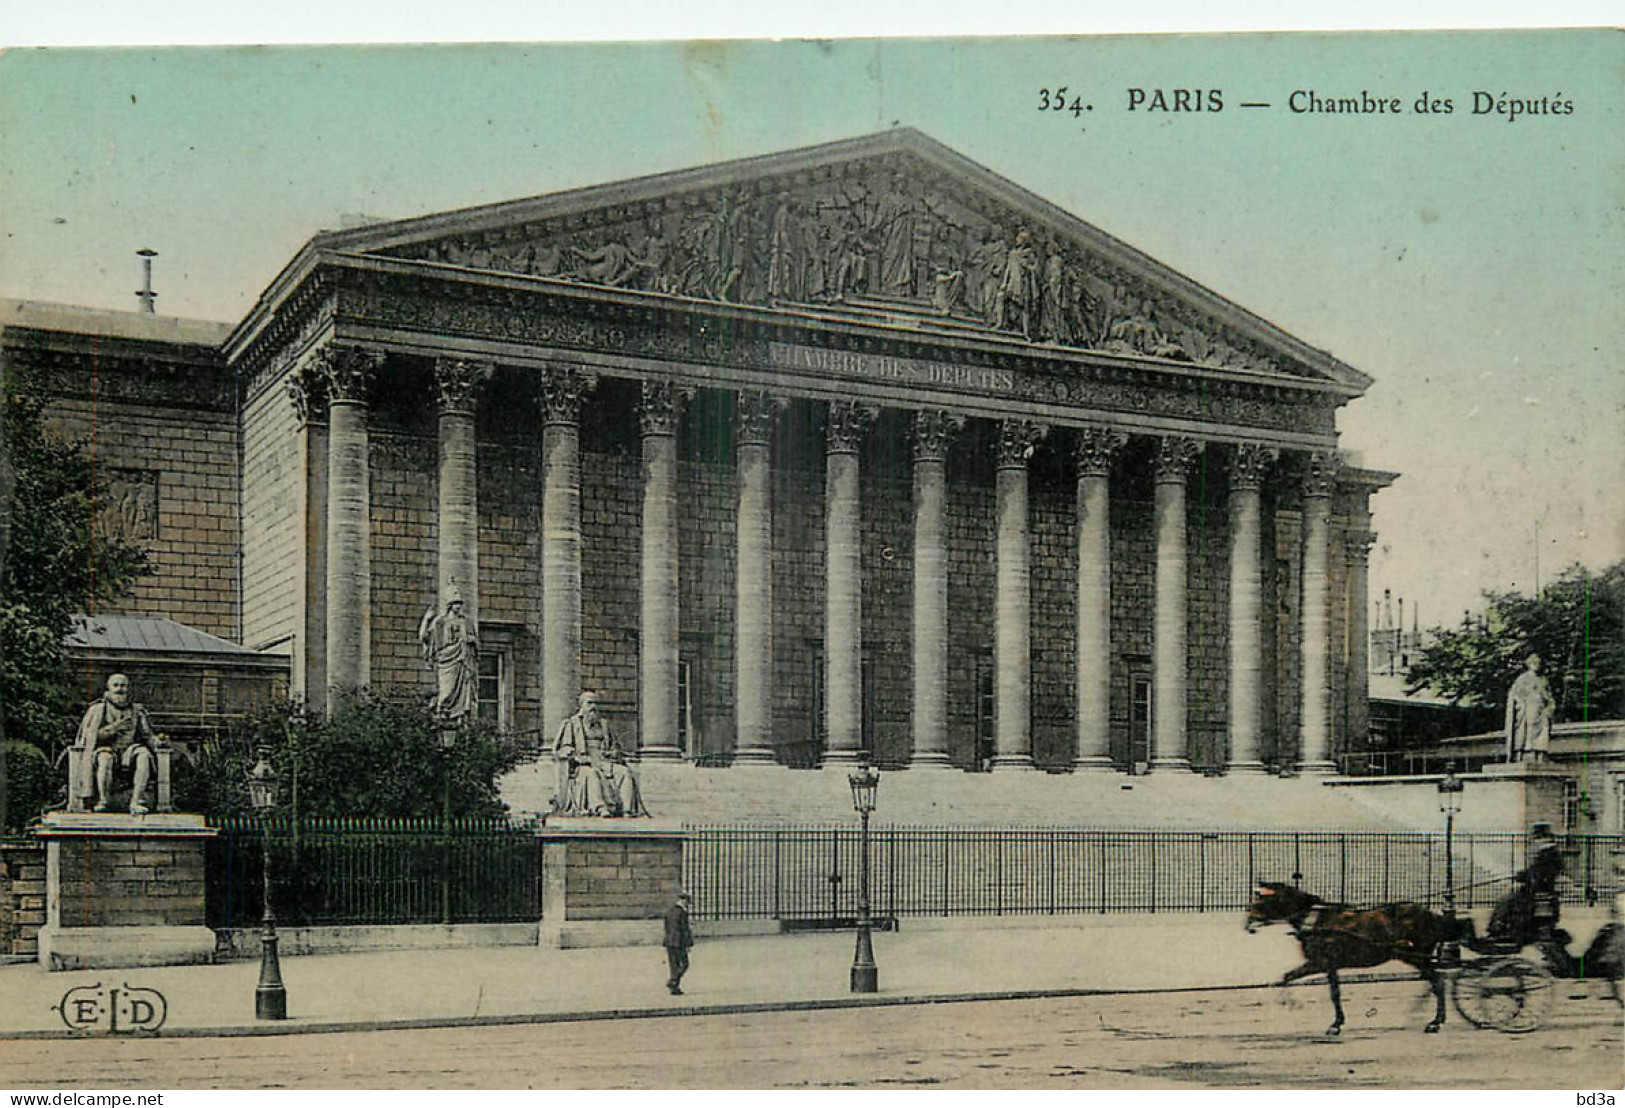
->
[476,650,509,731]
[1129,674,1153,773]
[861,649,877,757]
[677,657,696,756]
[1561,778,1580,832]
[975,651,994,771]
[811,644,826,750]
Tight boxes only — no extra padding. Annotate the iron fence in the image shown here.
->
[206,816,540,930]
[681,826,1625,922]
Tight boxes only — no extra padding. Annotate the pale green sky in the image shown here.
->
[1,32,1620,627]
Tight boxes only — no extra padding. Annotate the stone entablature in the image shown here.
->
[236,261,1344,448]
[3,323,233,413]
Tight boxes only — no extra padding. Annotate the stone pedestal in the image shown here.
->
[35,811,217,970]
[537,819,685,948]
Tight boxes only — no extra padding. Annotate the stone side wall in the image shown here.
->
[559,836,682,921]
[48,397,239,641]
[54,837,208,928]
[0,841,47,958]
[240,378,301,652]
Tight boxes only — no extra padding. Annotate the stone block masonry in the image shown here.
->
[0,841,47,958]
[49,397,240,641]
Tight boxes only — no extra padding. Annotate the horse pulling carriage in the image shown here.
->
[1245,876,1623,1036]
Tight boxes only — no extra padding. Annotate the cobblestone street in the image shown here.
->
[3,982,1619,1089]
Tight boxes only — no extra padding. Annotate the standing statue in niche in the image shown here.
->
[418,587,480,723]
[552,691,648,818]
[1505,653,1556,763]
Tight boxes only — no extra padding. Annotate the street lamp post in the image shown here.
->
[439,725,458,927]
[1437,764,1465,969]
[246,752,287,1020]
[847,763,880,993]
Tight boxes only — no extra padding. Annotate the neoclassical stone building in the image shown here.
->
[9,129,1394,778]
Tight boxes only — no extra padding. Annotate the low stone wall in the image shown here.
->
[216,921,539,959]
[0,840,47,959]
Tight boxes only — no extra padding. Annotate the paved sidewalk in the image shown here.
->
[0,911,1613,1039]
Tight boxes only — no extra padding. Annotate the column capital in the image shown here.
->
[433,358,494,418]
[315,346,385,405]
[995,419,1049,470]
[825,400,879,455]
[1073,426,1128,478]
[736,390,787,447]
[911,409,965,464]
[1227,443,1278,492]
[1300,450,1342,499]
[1345,528,1378,564]
[1153,436,1203,484]
[537,365,598,426]
[636,378,694,438]
[283,357,329,426]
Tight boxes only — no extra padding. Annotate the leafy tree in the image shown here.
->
[1,359,150,830]
[1406,562,1624,723]
[179,691,530,822]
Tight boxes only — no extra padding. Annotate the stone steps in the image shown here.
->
[500,760,1410,831]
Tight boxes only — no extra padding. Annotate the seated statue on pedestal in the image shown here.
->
[69,673,167,815]
[552,691,648,818]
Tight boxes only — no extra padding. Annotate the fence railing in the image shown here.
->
[206,817,539,930]
[681,826,1625,922]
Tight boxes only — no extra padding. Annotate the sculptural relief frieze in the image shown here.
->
[377,155,1302,380]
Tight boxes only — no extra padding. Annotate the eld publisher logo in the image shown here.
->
[55,983,168,1034]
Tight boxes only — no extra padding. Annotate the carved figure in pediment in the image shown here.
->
[829,206,881,301]
[1107,297,1159,354]
[876,172,922,296]
[677,205,745,301]
[1039,247,1071,344]
[561,221,669,291]
[966,232,1008,320]
[766,195,805,303]
[992,228,1040,338]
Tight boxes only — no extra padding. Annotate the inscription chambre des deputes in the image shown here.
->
[1036,86,1576,122]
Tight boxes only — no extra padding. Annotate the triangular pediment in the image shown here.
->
[315,130,1367,390]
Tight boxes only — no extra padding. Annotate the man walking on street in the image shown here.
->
[664,891,694,995]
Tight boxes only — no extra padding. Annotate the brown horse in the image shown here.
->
[1246,881,1472,1035]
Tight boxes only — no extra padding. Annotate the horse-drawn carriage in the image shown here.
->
[1246,853,1623,1036]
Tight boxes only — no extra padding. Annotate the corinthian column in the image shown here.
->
[321,346,384,711]
[434,359,491,627]
[637,379,690,762]
[1227,443,1276,774]
[992,418,1048,771]
[1151,436,1202,772]
[538,366,596,742]
[910,410,963,769]
[284,363,328,704]
[1074,427,1126,770]
[1298,451,1341,775]
[1345,525,1376,769]
[823,401,878,765]
[734,391,784,764]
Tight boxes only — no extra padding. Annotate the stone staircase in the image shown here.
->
[500,759,1411,831]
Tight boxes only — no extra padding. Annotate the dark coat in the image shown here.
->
[663,902,693,950]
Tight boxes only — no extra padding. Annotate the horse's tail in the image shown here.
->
[1579,923,1623,980]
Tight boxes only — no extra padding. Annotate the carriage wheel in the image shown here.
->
[1451,957,1556,1033]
